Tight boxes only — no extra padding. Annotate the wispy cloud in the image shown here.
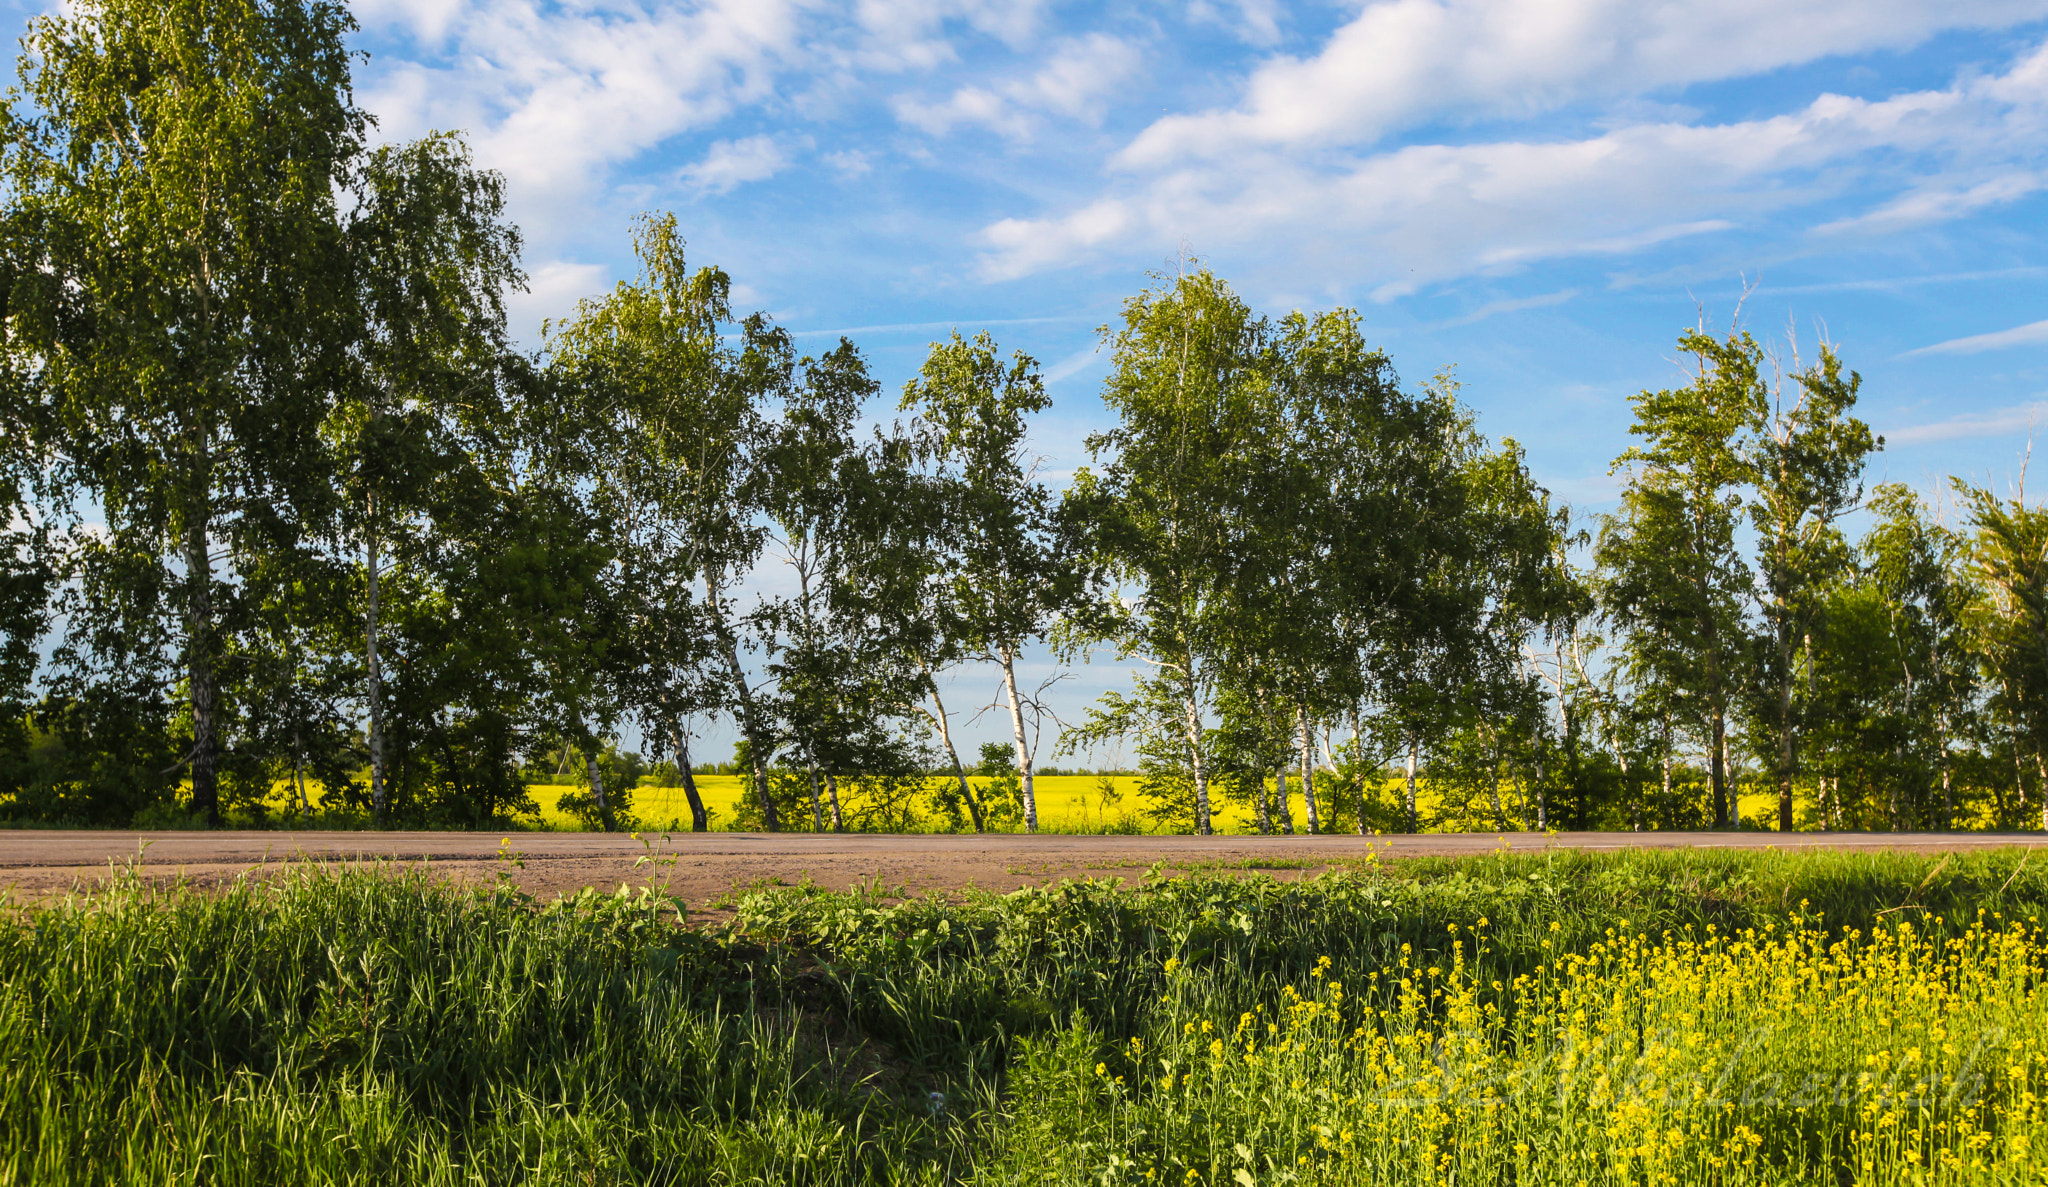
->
[893,33,1139,141]
[1117,0,2048,168]
[1425,289,1579,330]
[1882,400,2048,445]
[508,260,610,340]
[681,136,793,195]
[784,315,1082,339]
[1901,318,2048,357]
[1815,171,2045,234]
[980,39,2048,290]
[1043,342,1106,383]
[1760,266,2048,295]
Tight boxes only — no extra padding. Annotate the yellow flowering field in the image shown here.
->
[533,774,1802,833]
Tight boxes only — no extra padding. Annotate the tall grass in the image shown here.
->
[2,847,2044,1183]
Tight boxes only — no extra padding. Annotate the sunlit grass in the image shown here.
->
[7,848,2043,1182]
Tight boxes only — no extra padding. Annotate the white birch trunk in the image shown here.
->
[1297,711,1320,835]
[365,504,385,822]
[999,644,1039,833]
[1404,734,1418,834]
[923,674,985,832]
[803,757,826,832]
[586,748,614,833]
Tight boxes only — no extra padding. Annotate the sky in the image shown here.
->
[12,0,2048,767]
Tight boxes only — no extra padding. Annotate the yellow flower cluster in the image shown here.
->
[1091,913,2047,1185]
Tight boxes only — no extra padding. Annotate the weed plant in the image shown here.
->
[1,847,2044,1183]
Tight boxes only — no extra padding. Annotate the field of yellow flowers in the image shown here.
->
[3,846,2043,1184]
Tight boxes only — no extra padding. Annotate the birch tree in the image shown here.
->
[1599,328,1757,828]
[1862,485,1977,827]
[346,134,522,822]
[3,0,366,822]
[1745,339,1878,832]
[544,214,746,832]
[899,332,1079,832]
[1076,268,1268,835]
[1957,480,2048,831]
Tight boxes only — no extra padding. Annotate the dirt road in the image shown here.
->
[3,828,2043,908]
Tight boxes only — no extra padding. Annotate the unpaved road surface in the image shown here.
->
[3,829,2044,910]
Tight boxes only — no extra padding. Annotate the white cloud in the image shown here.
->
[1118,0,2048,168]
[356,0,808,248]
[1426,288,1578,329]
[847,0,1047,62]
[1902,318,2048,357]
[681,136,792,194]
[351,0,1081,252]
[898,85,1026,137]
[1043,342,1106,383]
[509,260,610,341]
[350,0,466,44]
[1816,171,2046,234]
[1882,400,2048,444]
[1187,0,1283,47]
[979,41,2048,291]
[894,33,1139,140]
[823,149,873,177]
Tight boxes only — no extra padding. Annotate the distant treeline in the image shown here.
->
[1,0,2042,836]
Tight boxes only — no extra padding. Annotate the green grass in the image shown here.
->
[3,847,2045,1183]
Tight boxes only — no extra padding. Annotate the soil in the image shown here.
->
[3,828,2045,914]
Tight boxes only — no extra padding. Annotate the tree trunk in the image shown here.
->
[365,499,386,825]
[1351,711,1369,835]
[585,747,615,833]
[291,730,310,817]
[1561,700,1582,829]
[998,644,1040,833]
[1297,710,1320,835]
[1937,706,1954,830]
[720,634,778,832]
[1403,733,1418,834]
[1485,728,1508,832]
[1660,718,1673,828]
[185,479,220,826]
[1599,721,1637,832]
[1275,768,1293,835]
[1255,772,1271,835]
[924,672,986,832]
[2007,689,2030,821]
[673,722,708,832]
[1776,624,1796,833]
[824,770,844,833]
[1185,683,1210,837]
[803,755,826,832]
[2035,747,2048,832]
[1709,708,1729,828]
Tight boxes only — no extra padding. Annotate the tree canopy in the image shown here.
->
[0,3,2037,836]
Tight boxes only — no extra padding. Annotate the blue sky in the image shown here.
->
[13,0,2048,765]
[310,0,2048,503]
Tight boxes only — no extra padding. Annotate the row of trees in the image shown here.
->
[2,0,2043,834]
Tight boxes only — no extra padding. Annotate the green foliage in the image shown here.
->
[0,7,2037,836]
[1599,328,1760,827]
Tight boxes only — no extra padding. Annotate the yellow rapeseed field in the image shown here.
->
[546,773,1799,834]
